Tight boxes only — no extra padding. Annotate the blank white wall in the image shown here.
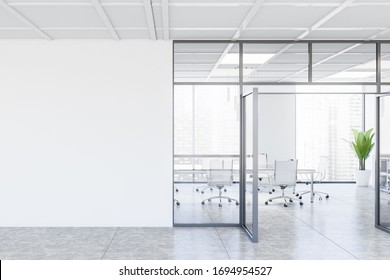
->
[258,94,296,164]
[0,40,172,226]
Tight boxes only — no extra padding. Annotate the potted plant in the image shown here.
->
[348,128,375,187]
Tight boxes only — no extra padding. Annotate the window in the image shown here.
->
[296,94,363,181]
[174,85,240,182]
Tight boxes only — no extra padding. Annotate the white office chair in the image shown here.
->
[257,153,275,194]
[196,159,231,193]
[265,160,303,207]
[247,153,274,194]
[201,166,239,207]
[296,156,329,200]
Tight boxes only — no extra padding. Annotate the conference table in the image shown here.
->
[174,168,317,203]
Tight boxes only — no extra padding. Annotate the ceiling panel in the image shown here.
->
[306,29,379,39]
[0,7,27,27]
[353,0,390,3]
[101,0,143,3]
[0,29,41,38]
[248,6,334,28]
[170,30,235,39]
[168,0,255,4]
[116,29,150,39]
[266,0,343,3]
[322,6,390,28]
[6,0,90,3]
[152,6,163,29]
[0,1,389,41]
[170,6,251,28]
[104,6,147,28]
[13,6,105,28]
[240,29,303,39]
[372,31,390,39]
[45,29,112,39]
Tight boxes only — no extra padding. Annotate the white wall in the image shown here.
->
[0,40,173,226]
[258,94,296,164]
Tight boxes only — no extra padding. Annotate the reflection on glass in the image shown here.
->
[381,44,390,83]
[297,94,362,181]
[313,43,376,83]
[379,96,390,229]
[174,43,239,83]
[243,44,308,83]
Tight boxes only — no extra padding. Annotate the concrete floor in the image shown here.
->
[1,184,390,260]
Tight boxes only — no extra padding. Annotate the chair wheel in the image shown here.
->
[296,193,299,197]
[219,203,222,207]
[201,191,204,194]
[228,199,232,202]
[196,188,199,192]
[284,204,288,207]
[319,197,323,201]
[272,189,275,192]
[208,199,211,202]
[224,189,227,192]
[201,201,205,205]
[326,195,329,199]
[236,202,239,205]
[269,191,272,194]
[299,196,302,199]
[269,199,272,202]
[176,189,179,192]
[300,202,303,206]
[289,199,293,203]
[210,188,213,191]
[265,201,268,205]
[176,202,180,206]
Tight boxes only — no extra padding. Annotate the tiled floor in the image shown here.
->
[1,184,390,260]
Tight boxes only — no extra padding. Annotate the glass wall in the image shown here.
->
[378,95,390,231]
[296,94,363,181]
[173,41,390,236]
[174,85,240,224]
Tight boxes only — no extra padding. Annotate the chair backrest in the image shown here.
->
[209,159,233,186]
[245,153,267,169]
[209,159,233,170]
[317,156,328,181]
[258,153,268,168]
[209,169,233,186]
[210,159,222,169]
[274,160,298,186]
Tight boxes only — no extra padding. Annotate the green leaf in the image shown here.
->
[348,128,375,164]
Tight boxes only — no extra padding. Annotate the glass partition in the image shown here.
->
[377,94,390,232]
[173,85,240,225]
[312,43,376,83]
[243,43,308,83]
[240,89,258,242]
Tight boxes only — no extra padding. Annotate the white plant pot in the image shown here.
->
[355,170,371,187]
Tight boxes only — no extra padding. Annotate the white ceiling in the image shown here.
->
[1,0,390,40]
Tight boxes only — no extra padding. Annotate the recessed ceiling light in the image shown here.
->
[220,53,275,65]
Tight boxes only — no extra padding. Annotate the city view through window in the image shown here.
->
[174,86,362,181]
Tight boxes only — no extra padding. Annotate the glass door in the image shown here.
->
[376,93,390,233]
[240,88,258,242]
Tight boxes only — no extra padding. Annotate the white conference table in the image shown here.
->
[175,168,317,203]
